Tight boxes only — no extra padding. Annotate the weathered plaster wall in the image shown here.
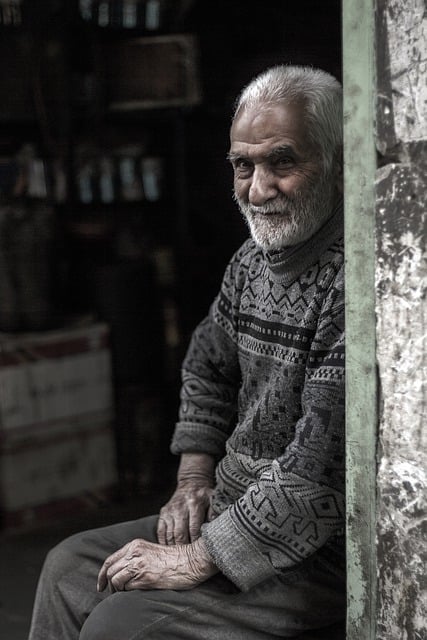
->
[375,1,427,638]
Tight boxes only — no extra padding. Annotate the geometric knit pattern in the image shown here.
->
[171,205,345,591]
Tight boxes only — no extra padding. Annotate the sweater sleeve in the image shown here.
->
[201,264,345,591]
[170,244,250,458]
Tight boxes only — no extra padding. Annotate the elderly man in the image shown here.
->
[29,64,345,639]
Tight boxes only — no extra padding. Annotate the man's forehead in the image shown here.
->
[229,102,311,155]
[228,141,298,161]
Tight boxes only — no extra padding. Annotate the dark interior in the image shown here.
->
[0,0,341,522]
[0,1,341,636]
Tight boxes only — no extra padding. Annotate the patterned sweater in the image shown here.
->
[171,204,345,592]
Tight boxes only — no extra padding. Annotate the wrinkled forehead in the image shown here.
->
[229,101,313,157]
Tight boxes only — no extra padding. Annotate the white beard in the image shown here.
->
[234,174,337,250]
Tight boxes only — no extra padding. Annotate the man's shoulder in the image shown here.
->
[224,238,261,272]
[233,237,260,261]
[220,238,262,293]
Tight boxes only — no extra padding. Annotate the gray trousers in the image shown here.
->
[28,515,345,640]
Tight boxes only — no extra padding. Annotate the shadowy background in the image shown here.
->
[0,1,341,637]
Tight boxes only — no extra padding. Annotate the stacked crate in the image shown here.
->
[0,322,118,530]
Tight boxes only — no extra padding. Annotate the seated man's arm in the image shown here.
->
[201,265,346,591]
[97,246,246,593]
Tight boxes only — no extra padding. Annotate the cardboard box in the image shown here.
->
[0,323,118,530]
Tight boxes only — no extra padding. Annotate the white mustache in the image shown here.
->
[248,207,286,216]
[240,197,294,217]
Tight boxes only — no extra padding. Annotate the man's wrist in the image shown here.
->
[187,536,218,579]
[177,452,215,487]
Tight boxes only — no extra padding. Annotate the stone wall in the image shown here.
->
[375,1,426,638]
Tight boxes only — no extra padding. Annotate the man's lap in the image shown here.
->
[59,514,345,639]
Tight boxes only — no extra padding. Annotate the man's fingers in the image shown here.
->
[173,526,189,545]
[97,572,107,592]
[157,514,176,545]
[97,558,113,591]
[97,544,130,591]
[110,566,135,592]
[156,516,168,545]
[157,513,190,545]
[188,505,204,542]
[98,558,120,592]
[99,556,135,592]
[172,511,191,544]
[188,493,211,541]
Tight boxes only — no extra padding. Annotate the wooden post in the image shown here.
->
[342,0,377,638]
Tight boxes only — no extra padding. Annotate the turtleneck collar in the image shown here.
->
[263,199,344,285]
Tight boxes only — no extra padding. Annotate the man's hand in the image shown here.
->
[97,536,218,592]
[157,453,215,545]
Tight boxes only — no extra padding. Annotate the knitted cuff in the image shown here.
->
[201,507,275,592]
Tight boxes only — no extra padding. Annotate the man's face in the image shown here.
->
[229,101,338,250]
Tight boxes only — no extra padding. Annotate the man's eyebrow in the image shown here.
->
[266,145,297,159]
[227,151,244,162]
[227,145,297,163]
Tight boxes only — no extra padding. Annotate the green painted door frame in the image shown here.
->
[342,0,377,638]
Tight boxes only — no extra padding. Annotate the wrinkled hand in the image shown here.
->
[97,536,218,593]
[157,483,213,545]
[157,453,215,545]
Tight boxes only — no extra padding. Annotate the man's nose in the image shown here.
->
[248,166,278,206]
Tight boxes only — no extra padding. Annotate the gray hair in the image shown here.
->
[233,65,343,172]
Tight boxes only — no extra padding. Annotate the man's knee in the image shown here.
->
[79,593,147,640]
[79,602,112,640]
[42,533,83,580]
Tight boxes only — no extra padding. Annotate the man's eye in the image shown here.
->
[233,159,253,176]
[274,156,294,168]
[234,159,252,170]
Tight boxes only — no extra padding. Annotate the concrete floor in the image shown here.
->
[0,490,170,640]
